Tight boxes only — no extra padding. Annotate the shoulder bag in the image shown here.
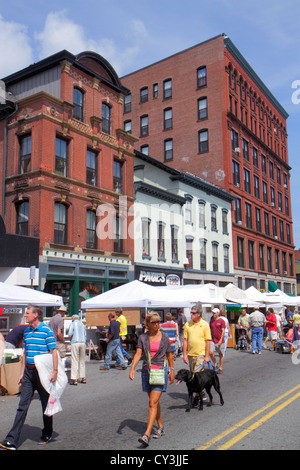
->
[148,351,166,385]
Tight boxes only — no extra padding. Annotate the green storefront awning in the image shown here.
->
[268,281,279,292]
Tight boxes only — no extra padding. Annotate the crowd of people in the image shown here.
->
[237,306,300,355]
[0,301,299,450]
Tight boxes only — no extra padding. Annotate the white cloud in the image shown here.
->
[34,10,88,58]
[0,15,33,77]
[32,11,149,75]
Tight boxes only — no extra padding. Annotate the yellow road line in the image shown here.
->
[218,390,300,450]
[197,384,300,450]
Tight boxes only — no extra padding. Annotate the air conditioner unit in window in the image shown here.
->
[235,147,241,153]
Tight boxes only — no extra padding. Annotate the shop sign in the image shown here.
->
[136,267,182,286]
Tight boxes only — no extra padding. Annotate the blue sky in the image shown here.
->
[1,0,300,247]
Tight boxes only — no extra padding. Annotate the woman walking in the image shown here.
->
[129,311,174,447]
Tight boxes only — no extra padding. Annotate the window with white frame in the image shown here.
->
[142,218,151,257]
[157,222,165,259]
[171,225,179,261]
[200,239,207,270]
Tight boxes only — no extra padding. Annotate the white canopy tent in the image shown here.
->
[81,280,191,310]
[0,282,63,306]
[220,283,262,307]
[159,283,230,305]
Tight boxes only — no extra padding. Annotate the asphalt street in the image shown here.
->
[1,342,300,453]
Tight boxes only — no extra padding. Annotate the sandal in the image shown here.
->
[138,433,150,447]
[81,378,86,384]
[153,426,165,439]
[70,380,78,385]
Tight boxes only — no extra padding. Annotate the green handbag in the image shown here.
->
[148,352,166,385]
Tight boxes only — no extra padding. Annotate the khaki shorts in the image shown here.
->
[188,355,205,373]
[210,341,225,355]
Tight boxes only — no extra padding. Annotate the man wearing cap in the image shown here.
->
[209,308,226,374]
[49,306,67,358]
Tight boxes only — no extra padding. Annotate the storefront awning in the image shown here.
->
[268,281,279,292]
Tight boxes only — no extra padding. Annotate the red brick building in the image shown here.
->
[0,51,137,313]
[122,34,296,294]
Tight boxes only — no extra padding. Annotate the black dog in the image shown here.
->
[175,368,224,412]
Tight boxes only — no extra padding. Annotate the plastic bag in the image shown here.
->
[44,383,62,416]
[34,352,68,398]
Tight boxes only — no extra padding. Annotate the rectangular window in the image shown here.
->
[267,247,272,272]
[252,147,258,167]
[185,198,192,224]
[211,206,217,231]
[73,88,84,121]
[171,226,178,261]
[163,79,172,99]
[198,129,208,153]
[113,160,123,194]
[200,239,207,270]
[140,115,149,136]
[164,108,172,129]
[186,238,193,268]
[102,103,111,134]
[262,181,268,204]
[197,66,207,87]
[245,203,252,229]
[242,139,249,161]
[231,129,239,151]
[237,237,244,267]
[54,202,67,245]
[86,149,97,186]
[157,223,165,259]
[86,210,97,249]
[259,244,265,271]
[55,137,68,177]
[199,202,206,228]
[254,175,260,199]
[224,245,229,273]
[264,212,270,235]
[124,94,131,113]
[164,139,173,161]
[142,219,150,257]
[19,134,31,174]
[234,198,242,223]
[16,201,29,236]
[198,97,207,120]
[248,241,255,270]
[232,160,240,187]
[140,87,148,103]
[114,215,123,253]
[212,243,218,272]
[244,169,251,194]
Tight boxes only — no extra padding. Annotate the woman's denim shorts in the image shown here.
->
[141,367,169,393]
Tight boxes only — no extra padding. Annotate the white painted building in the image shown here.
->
[134,151,235,286]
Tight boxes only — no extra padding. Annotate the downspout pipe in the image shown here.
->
[2,101,18,217]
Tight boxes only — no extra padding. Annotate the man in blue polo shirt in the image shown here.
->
[0,305,58,450]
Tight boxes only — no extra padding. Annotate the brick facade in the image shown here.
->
[122,34,296,293]
[0,51,137,312]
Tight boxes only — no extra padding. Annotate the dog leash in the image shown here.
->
[194,360,218,373]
